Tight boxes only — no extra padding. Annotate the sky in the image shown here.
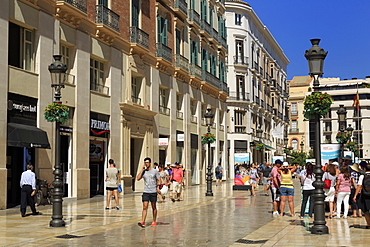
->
[244,0,370,80]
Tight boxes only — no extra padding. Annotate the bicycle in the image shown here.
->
[35,179,52,206]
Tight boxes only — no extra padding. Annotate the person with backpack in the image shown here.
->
[354,162,370,228]
[215,163,223,186]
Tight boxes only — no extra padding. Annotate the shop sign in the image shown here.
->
[8,100,37,112]
[234,153,250,163]
[159,138,169,146]
[91,119,110,131]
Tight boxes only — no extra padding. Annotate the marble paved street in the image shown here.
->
[1,180,370,246]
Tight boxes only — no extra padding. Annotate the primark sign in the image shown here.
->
[91,119,110,131]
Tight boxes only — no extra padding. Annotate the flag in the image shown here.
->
[352,90,360,111]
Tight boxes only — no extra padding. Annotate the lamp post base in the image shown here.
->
[50,219,65,227]
[205,192,213,196]
[310,225,329,235]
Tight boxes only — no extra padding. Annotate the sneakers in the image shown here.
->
[138,222,146,228]
[273,211,280,217]
[150,221,157,227]
[105,207,109,210]
[116,206,120,210]
[171,198,176,202]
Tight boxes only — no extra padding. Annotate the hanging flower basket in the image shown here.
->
[346,141,359,156]
[255,143,264,151]
[201,133,216,144]
[336,132,351,144]
[303,92,333,119]
[44,102,69,123]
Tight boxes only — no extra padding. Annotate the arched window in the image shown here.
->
[292,139,298,150]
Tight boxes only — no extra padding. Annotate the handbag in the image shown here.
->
[323,179,331,189]
[160,185,168,195]
[118,183,122,193]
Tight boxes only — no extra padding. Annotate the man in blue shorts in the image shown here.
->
[137,157,161,227]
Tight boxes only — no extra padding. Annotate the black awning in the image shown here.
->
[7,123,51,149]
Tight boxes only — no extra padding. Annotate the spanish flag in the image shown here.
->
[353,90,360,111]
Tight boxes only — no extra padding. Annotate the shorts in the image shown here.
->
[324,187,335,202]
[271,187,280,202]
[263,177,270,185]
[280,187,294,196]
[250,178,257,184]
[142,192,158,202]
[172,181,182,193]
[106,187,117,191]
[216,173,222,180]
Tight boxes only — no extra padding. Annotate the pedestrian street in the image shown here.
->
[1,180,370,246]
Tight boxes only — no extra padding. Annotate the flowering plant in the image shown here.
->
[346,141,360,157]
[303,92,333,119]
[255,143,264,151]
[336,132,351,144]
[201,133,216,144]
[44,102,69,123]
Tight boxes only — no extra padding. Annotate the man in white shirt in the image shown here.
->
[20,164,40,217]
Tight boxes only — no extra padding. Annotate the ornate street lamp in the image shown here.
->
[300,141,304,152]
[256,127,263,164]
[336,105,347,131]
[204,105,214,196]
[346,124,354,136]
[304,38,328,235]
[48,55,67,227]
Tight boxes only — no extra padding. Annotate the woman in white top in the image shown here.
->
[105,159,120,210]
[323,163,337,218]
[300,163,315,218]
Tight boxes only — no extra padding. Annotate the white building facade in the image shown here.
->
[225,0,289,175]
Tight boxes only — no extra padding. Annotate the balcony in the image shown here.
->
[189,63,202,79]
[202,70,220,89]
[131,95,142,105]
[218,35,227,50]
[220,81,229,94]
[254,95,260,106]
[59,0,87,13]
[159,105,170,115]
[289,128,299,133]
[176,110,184,119]
[188,9,200,27]
[200,20,211,37]
[190,115,197,123]
[209,28,218,43]
[95,5,120,33]
[174,0,187,17]
[228,91,250,102]
[156,43,172,63]
[91,83,109,95]
[130,26,149,50]
[260,99,265,108]
[233,56,248,66]
[174,54,189,72]
[235,126,246,133]
[253,62,259,72]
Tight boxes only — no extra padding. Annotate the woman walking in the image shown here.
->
[335,165,351,218]
[300,162,315,218]
[278,162,296,217]
[105,159,120,210]
[323,163,337,218]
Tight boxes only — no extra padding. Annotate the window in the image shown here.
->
[291,103,298,115]
[201,49,208,71]
[219,61,225,82]
[159,87,169,115]
[292,139,298,150]
[201,0,207,21]
[209,54,216,76]
[291,121,298,133]
[60,44,70,73]
[235,13,242,25]
[190,40,198,65]
[236,40,244,61]
[176,94,182,111]
[209,7,213,28]
[218,16,226,39]
[176,29,182,55]
[8,22,34,71]
[325,122,332,131]
[131,77,142,105]
[236,75,245,99]
[234,110,245,133]
[190,99,197,116]
[98,0,108,6]
[157,16,168,45]
[132,0,140,27]
[90,58,107,94]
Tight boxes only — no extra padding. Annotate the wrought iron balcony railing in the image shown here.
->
[189,63,202,78]
[190,115,197,123]
[95,5,120,32]
[228,91,250,102]
[174,54,189,72]
[220,81,229,94]
[188,9,200,26]
[60,0,87,13]
[131,95,142,105]
[233,56,248,66]
[200,20,211,36]
[90,83,109,95]
[175,0,187,15]
[159,105,170,115]
[218,35,227,49]
[235,126,246,133]
[176,110,184,119]
[130,26,149,50]
[202,70,220,89]
[156,43,172,63]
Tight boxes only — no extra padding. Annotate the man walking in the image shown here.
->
[271,160,282,216]
[170,162,184,202]
[215,163,224,185]
[137,157,161,227]
[20,164,41,217]
[262,163,272,196]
